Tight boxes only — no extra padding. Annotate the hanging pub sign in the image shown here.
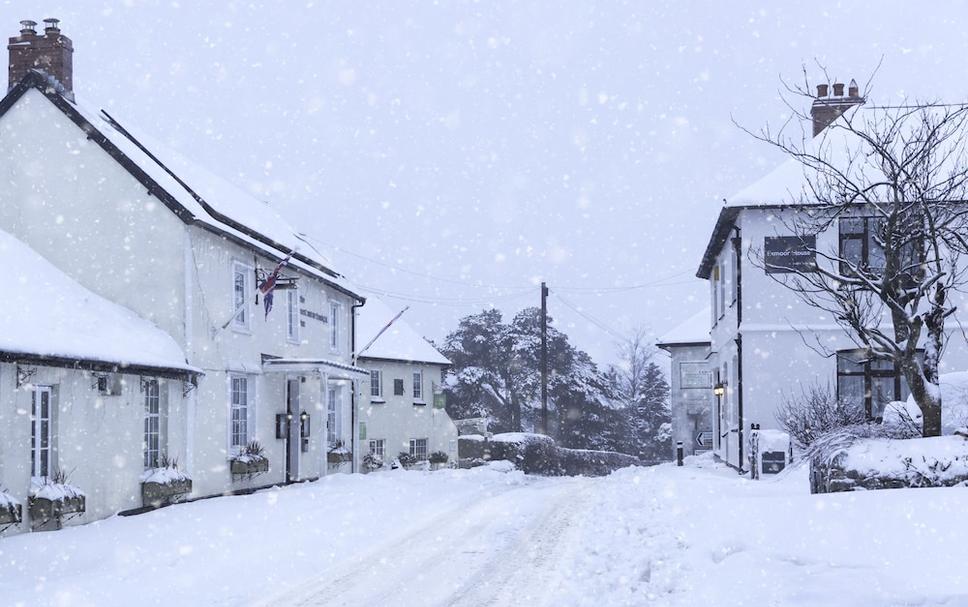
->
[764,235,817,274]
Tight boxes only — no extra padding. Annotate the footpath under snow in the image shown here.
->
[2,457,968,606]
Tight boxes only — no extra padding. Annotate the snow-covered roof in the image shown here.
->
[3,71,362,301]
[698,104,968,278]
[0,227,194,375]
[656,307,711,348]
[355,297,450,365]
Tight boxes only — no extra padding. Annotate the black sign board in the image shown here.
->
[761,451,787,474]
[764,236,817,274]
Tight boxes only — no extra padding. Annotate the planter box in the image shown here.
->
[142,478,193,508]
[327,451,353,464]
[230,457,269,476]
[0,501,22,526]
[29,494,86,530]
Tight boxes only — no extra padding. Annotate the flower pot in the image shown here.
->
[230,456,269,476]
[142,478,193,508]
[28,494,85,530]
[327,451,353,464]
[0,501,21,526]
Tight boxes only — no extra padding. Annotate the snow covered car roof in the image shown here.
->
[0,227,196,377]
[0,70,362,302]
[355,297,451,366]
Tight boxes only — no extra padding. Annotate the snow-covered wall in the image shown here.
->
[357,359,457,466]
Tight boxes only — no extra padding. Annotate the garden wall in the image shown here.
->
[458,433,640,476]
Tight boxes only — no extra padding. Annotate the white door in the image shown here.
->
[31,386,53,479]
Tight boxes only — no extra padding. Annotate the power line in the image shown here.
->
[553,293,627,342]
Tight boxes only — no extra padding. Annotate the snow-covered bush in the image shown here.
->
[775,382,866,448]
[428,451,449,465]
[362,452,384,472]
[884,372,968,436]
[812,434,968,493]
[397,452,418,468]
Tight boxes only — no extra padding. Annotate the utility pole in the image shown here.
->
[540,281,549,436]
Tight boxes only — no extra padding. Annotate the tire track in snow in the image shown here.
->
[257,476,594,607]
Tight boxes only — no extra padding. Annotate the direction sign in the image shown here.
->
[696,431,713,447]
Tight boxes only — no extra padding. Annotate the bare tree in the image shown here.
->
[745,71,968,437]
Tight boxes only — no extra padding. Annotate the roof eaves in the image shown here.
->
[696,206,740,279]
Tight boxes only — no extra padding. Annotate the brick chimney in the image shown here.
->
[8,18,73,100]
[810,77,863,137]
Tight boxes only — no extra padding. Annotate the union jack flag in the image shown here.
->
[260,253,292,319]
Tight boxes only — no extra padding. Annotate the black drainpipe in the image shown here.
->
[731,228,745,474]
[350,300,365,473]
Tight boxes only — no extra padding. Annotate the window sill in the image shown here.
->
[230,326,252,336]
[286,337,301,345]
[413,401,427,407]
[370,398,386,404]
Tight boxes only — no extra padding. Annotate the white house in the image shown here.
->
[355,298,458,468]
[657,307,713,460]
[0,19,369,534]
[695,81,968,471]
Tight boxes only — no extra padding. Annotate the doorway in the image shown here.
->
[285,379,300,483]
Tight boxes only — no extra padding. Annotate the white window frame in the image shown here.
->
[144,379,163,469]
[327,386,340,445]
[329,301,342,353]
[370,369,383,399]
[412,369,423,400]
[31,386,54,479]
[369,439,386,458]
[229,374,252,453]
[286,287,300,343]
[409,438,428,461]
[231,261,253,331]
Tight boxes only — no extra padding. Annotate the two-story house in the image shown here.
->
[356,298,457,468]
[697,80,968,471]
[0,19,368,534]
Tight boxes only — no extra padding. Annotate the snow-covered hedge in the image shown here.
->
[459,433,640,476]
[811,432,968,493]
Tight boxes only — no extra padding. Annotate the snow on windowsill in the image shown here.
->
[370,398,386,404]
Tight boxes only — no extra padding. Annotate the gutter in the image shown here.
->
[732,227,745,474]
[0,350,201,381]
[350,299,366,474]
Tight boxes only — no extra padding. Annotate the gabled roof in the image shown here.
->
[0,70,363,302]
[355,297,451,366]
[656,307,711,349]
[0,226,196,378]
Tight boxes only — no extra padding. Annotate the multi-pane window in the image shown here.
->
[287,288,299,341]
[232,262,250,329]
[369,439,386,458]
[230,376,249,450]
[329,302,341,352]
[394,379,405,396]
[144,380,161,469]
[839,216,921,279]
[409,438,428,461]
[327,386,339,444]
[413,370,423,400]
[370,370,383,398]
[836,349,919,420]
[31,386,52,478]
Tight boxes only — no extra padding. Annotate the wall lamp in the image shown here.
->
[713,382,726,397]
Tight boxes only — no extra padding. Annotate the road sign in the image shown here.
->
[696,431,713,447]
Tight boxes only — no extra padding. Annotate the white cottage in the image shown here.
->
[696,82,968,471]
[356,298,458,468]
[0,20,369,534]
[657,308,713,460]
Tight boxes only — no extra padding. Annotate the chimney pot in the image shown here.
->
[832,82,845,96]
[8,17,73,99]
[848,78,859,97]
[817,83,829,98]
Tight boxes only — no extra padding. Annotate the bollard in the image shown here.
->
[676,441,684,467]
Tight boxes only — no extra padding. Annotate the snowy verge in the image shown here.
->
[460,432,641,476]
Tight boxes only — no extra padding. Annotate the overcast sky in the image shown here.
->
[6,1,968,364]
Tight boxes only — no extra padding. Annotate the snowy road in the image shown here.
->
[261,477,592,607]
[5,458,968,606]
